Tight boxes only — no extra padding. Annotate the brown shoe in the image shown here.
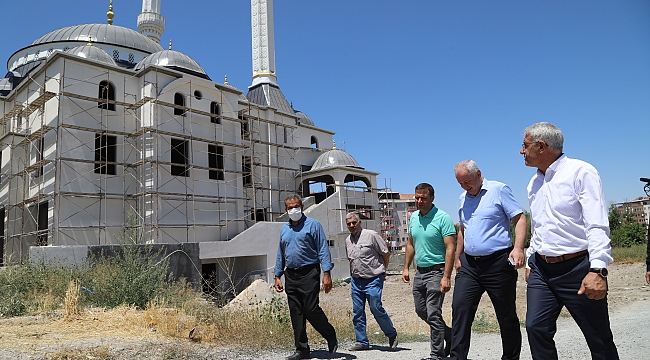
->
[349,343,370,351]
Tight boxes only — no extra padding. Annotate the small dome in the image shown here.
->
[66,45,116,66]
[294,110,314,126]
[311,149,361,171]
[31,24,164,53]
[134,50,209,79]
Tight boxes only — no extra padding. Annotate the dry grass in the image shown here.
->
[64,280,80,320]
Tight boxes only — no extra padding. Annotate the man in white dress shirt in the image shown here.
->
[520,122,618,360]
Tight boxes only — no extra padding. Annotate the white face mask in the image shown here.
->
[287,207,302,221]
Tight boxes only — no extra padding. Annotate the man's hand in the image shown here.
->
[274,276,284,293]
[509,247,525,269]
[322,271,332,294]
[440,276,451,293]
[402,268,410,283]
[526,268,530,282]
[646,271,650,285]
[577,272,607,300]
[454,257,462,272]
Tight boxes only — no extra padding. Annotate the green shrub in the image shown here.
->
[610,223,647,248]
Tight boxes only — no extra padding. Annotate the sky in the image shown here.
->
[1,0,648,222]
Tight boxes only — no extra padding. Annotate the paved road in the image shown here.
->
[254,298,650,360]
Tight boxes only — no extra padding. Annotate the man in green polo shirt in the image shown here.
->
[402,182,456,360]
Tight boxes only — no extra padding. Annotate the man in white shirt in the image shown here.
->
[520,122,619,360]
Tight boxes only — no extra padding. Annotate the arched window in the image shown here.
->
[98,81,115,111]
[174,92,186,116]
[310,136,318,148]
[210,101,221,124]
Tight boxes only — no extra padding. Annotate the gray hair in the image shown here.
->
[523,122,564,152]
[345,212,361,222]
[284,194,303,207]
[454,160,480,176]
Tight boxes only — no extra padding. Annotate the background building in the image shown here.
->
[616,196,650,226]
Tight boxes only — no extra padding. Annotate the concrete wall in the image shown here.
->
[29,243,202,288]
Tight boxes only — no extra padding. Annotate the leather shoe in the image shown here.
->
[286,350,311,360]
[349,343,370,351]
[389,334,399,348]
[327,339,338,354]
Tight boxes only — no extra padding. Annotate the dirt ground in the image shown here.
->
[321,262,650,336]
[0,262,647,359]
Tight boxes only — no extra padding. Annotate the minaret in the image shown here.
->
[137,0,166,44]
[247,0,293,114]
[251,0,277,86]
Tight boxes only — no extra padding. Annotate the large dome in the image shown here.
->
[65,45,116,66]
[134,50,209,79]
[31,24,164,53]
[311,149,361,171]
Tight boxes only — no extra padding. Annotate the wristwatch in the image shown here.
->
[589,268,608,278]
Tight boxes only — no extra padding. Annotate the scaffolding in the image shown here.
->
[0,56,308,262]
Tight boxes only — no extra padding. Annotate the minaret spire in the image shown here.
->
[251,0,277,86]
[137,0,166,44]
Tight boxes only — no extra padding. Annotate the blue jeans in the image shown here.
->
[351,275,397,347]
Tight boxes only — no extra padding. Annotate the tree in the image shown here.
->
[608,204,622,232]
[610,222,647,248]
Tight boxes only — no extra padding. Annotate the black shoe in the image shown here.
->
[389,334,398,349]
[327,339,338,354]
[286,350,311,360]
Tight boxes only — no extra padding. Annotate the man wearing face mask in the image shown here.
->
[274,194,338,360]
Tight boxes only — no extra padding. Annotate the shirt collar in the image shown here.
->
[538,154,566,178]
[467,179,488,198]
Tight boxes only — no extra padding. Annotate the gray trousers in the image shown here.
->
[413,268,448,359]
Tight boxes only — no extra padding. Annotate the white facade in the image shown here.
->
[0,1,386,287]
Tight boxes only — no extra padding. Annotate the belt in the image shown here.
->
[538,250,588,263]
[286,263,319,273]
[467,247,511,263]
[417,264,444,273]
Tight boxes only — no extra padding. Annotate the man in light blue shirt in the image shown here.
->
[449,160,526,360]
[274,195,338,360]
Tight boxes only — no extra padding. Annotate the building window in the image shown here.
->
[36,202,48,246]
[403,229,408,234]
[171,138,189,177]
[242,156,252,185]
[310,136,318,148]
[128,53,135,64]
[194,90,202,100]
[327,240,335,247]
[402,211,406,216]
[403,220,406,225]
[33,137,44,178]
[210,102,221,124]
[174,93,186,116]
[98,80,116,111]
[112,50,119,61]
[240,115,250,139]
[94,134,117,175]
[346,205,373,220]
[208,145,224,180]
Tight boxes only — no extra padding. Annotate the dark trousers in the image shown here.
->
[526,252,619,360]
[285,264,336,353]
[450,251,521,360]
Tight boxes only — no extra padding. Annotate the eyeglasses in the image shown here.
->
[346,221,358,226]
[522,141,539,149]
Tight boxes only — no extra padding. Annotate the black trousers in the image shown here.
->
[526,252,619,360]
[450,250,521,360]
[285,264,336,352]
